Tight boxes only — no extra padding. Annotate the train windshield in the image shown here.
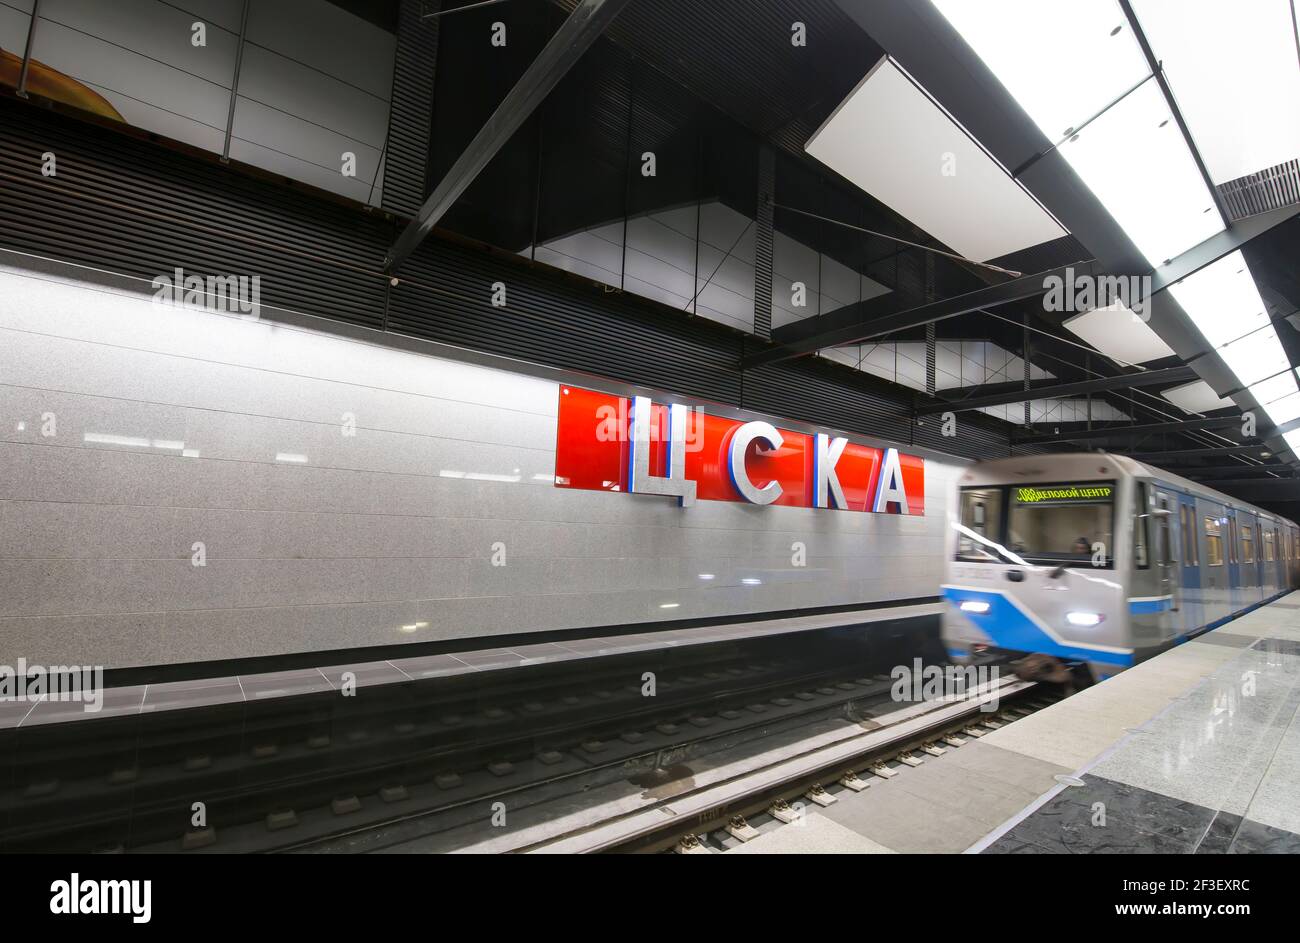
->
[1007,483,1115,567]
[956,482,1115,568]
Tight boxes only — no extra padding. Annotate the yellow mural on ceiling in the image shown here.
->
[1,46,125,121]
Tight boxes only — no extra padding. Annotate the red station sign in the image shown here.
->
[554,385,925,514]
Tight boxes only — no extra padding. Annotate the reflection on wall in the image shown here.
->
[524,200,892,337]
[0,259,960,669]
[0,0,394,205]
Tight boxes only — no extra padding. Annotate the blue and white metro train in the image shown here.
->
[941,454,1300,682]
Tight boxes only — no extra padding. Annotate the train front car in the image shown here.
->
[942,455,1139,685]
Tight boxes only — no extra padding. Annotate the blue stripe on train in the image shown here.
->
[942,586,1134,667]
[1128,596,1173,614]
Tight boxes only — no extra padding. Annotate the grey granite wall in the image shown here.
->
[0,264,961,668]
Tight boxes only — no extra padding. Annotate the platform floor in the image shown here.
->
[725,592,1300,855]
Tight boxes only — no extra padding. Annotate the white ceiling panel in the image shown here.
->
[805,57,1067,263]
[1161,379,1232,413]
[1063,303,1176,364]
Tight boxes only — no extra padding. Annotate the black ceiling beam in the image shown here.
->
[384,0,628,273]
[747,202,1298,373]
[1127,445,1275,462]
[742,259,1102,369]
[1013,416,1245,445]
[1178,465,1295,479]
[1199,479,1300,500]
[916,365,1197,415]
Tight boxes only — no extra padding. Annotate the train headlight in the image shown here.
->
[1066,611,1104,627]
[959,600,991,614]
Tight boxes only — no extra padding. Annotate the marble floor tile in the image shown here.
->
[1189,633,1256,650]
[724,814,897,854]
[992,790,1196,854]
[981,714,1125,770]
[1224,817,1300,854]
[821,776,994,853]
[888,757,1047,828]
[1052,774,1217,845]
[940,739,1072,792]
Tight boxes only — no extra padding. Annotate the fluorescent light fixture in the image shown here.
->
[275,452,308,463]
[1169,251,1270,347]
[1249,371,1299,408]
[698,573,716,580]
[1130,0,1300,185]
[1055,79,1223,266]
[1066,611,1104,627]
[805,56,1065,262]
[932,0,1148,141]
[959,600,991,614]
[933,0,1225,267]
[1218,328,1290,388]
[659,602,680,609]
[1169,250,1295,410]
[1263,392,1300,427]
[1286,430,1300,458]
[741,578,762,586]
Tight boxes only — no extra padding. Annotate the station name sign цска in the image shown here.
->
[553,386,925,513]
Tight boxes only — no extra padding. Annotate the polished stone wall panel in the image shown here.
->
[0,266,963,667]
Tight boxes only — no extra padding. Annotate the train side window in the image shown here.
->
[1265,530,1275,563]
[956,487,1005,562]
[1133,483,1149,569]
[1156,497,1173,566]
[1181,505,1198,566]
[1205,518,1223,566]
[1242,523,1255,564]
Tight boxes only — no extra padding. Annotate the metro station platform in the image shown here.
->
[724,592,1300,855]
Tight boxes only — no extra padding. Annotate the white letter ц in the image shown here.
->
[627,395,696,507]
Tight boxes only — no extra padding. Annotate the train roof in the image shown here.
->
[958,452,1297,529]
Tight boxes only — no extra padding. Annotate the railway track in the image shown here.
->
[524,676,1045,854]
[0,618,946,853]
[290,674,1053,854]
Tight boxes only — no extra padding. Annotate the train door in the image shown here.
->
[1254,521,1264,602]
[1178,492,1201,633]
[1241,513,1259,605]
[1152,489,1181,638]
[1202,502,1230,626]
[1226,511,1241,614]
[1271,525,1282,596]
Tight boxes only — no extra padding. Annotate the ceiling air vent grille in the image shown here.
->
[1216,159,1300,220]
